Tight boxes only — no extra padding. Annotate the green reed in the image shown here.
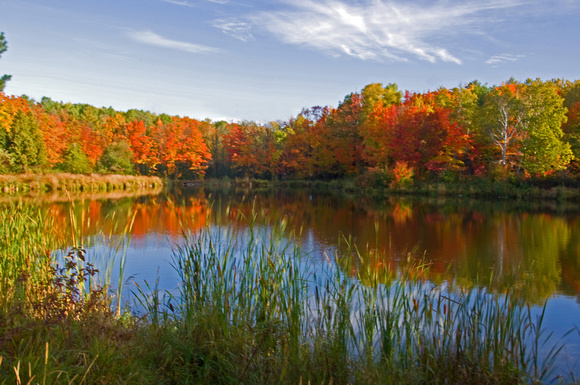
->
[0,202,144,384]
[0,202,57,312]
[156,212,570,384]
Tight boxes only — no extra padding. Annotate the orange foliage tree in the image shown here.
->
[126,119,159,172]
[155,117,211,178]
[223,122,278,178]
[33,105,69,167]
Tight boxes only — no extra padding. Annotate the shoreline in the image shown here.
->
[188,176,580,202]
[0,172,164,194]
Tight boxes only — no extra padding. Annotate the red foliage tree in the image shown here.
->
[33,106,69,167]
[126,119,158,171]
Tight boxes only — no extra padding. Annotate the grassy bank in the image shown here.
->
[0,173,163,194]
[0,203,576,384]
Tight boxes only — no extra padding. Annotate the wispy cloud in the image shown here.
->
[128,31,220,54]
[213,19,254,42]
[486,53,525,66]
[160,0,194,7]
[246,0,527,64]
[160,0,229,8]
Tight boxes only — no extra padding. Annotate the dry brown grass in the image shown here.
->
[0,173,163,194]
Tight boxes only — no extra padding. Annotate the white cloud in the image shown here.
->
[486,53,526,66]
[246,0,527,64]
[128,31,221,54]
[213,19,254,42]
[160,0,228,6]
[160,0,194,7]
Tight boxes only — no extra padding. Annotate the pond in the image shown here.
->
[10,185,580,378]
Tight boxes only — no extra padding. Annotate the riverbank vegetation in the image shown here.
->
[0,173,163,194]
[2,78,580,193]
[1,202,576,384]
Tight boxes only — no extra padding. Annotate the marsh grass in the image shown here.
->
[0,173,163,194]
[0,202,147,384]
[0,201,575,384]
[131,209,571,384]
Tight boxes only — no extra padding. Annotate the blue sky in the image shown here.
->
[1,0,579,122]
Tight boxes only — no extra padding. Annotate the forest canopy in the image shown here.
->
[1,78,580,182]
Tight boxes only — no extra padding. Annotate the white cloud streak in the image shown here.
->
[213,19,254,42]
[160,0,194,7]
[128,31,220,54]
[160,0,228,6]
[486,53,525,66]
[246,0,527,64]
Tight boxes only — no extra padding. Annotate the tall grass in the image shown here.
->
[132,214,569,384]
[0,203,56,316]
[0,201,575,384]
[0,202,146,384]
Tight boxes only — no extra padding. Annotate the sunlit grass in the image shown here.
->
[0,172,163,194]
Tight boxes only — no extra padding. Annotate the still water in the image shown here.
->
[17,185,580,375]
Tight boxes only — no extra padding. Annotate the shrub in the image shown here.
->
[390,161,414,188]
[358,167,392,189]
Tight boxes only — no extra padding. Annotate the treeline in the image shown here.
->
[1,77,580,184]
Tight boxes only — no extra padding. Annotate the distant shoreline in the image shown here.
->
[188,177,580,202]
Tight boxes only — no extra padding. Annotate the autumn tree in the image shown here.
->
[435,81,490,134]
[155,117,211,178]
[246,123,279,179]
[223,122,265,178]
[387,99,444,175]
[126,119,158,173]
[277,113,316,179]
[80,122,105,167]
[197,119,229,178]
[359,91,474,178]
[435,82,490,174]
[99,112,126,145]
[360,82,402,124]
[0,93,30,150]
[321,93,364,177]
[33,105,69,167]
[175,117,212,178]
[482,81,527,169]
[359,84,401,168]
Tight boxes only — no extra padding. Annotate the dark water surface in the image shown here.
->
[19,185,580,376]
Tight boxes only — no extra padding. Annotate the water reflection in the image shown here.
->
[13,186,580,306]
